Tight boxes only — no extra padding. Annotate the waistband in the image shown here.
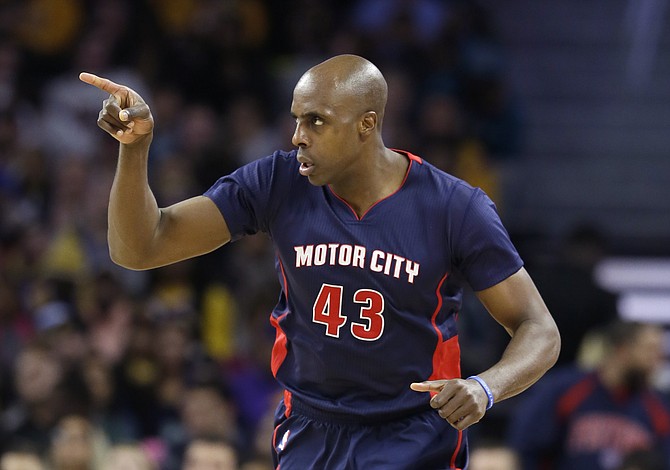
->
[286,392,430,426]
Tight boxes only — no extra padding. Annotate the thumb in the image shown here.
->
[119,104,149,122]
[410,380,447,392]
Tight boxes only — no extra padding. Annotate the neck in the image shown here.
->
[599,360,631,391]
[330,147,409,217]
[599,364,621,390]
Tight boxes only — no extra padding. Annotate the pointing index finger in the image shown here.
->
[79,72,125,95]
[410,381,446,392]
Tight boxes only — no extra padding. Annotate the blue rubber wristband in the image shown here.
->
[467,375,494,410]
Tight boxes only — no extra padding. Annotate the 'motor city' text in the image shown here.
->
[294,243,420,283]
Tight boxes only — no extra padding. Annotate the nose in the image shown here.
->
[292,121,309,148]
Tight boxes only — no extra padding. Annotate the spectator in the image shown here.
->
[469,439,520,470]
[244,391,281,470]
[77,271,134,366]
[239,458,273,470]
[222,291,281,456]
[182,437,239,470]
[508,320,670,470]
[0,441,45,470]
[0,273,34,395]
[0,452,44,470]
[81,354,140,444]
[115,314,163,438]
[0,341,65,456]
[47,414,108,470]
[159,382,240,470]
[102,443,156,470]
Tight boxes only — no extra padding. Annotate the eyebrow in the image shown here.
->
[291,111,324,120]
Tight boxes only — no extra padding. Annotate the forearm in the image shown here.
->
[108,135,160,269]
[479,314,560,403]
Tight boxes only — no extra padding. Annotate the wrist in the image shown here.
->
[122,132,153,149]
[467,375,494,410]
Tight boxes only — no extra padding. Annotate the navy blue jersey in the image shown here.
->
[204,149,522,419]
[509,367,670,469]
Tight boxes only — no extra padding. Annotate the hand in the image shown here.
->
[410,378,488,430]
[79,72,154,145]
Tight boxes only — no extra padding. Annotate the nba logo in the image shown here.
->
[277,430,291,452]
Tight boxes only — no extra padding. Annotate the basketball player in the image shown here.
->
[80,54,560,469]
[509,321,670,469]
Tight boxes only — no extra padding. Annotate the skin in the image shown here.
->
[599,323,664,390]
[290,55,407,215]
[182,441,238,470]
[468,446,519,470]
[0,453,45,470]
[102,445,153,470]
[79,54,560,430]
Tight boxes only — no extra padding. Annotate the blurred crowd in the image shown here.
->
[2,1,658,470]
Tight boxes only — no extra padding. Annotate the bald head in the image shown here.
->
[296,55,388,124]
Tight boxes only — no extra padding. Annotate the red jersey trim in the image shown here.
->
[283,389,293,418]
[556,375,597,420]
[270,258,290,377]
[428,273,461,391]
[391,148,423,164]
[642,393,670,435]
[270,312,288,377]
[450,430,464,468]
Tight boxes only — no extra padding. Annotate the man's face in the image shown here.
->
[15,349,62,403]
[290,74,363,187]
[0,453,44,470]
[468,446,519,470]
[50,416,94,469]
[622,325,665,391]
[181,388,234,437]
[183,441,237,470]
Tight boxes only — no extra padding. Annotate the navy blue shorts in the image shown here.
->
[271,392,469,469]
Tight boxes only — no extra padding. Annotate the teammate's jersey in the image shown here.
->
[204,149,522,420]
[509,367,670,469]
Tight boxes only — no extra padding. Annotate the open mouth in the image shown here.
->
[299,161,315,176]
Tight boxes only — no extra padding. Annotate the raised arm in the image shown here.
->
[411,267,560,430]
[80,73,230,270]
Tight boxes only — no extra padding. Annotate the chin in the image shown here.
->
[306,174,328,186]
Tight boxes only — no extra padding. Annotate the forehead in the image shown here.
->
[291,73,351,117]
[634,325,664,346]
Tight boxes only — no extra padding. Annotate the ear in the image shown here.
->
[359,111,378,137]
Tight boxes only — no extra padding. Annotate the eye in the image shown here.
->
[312,116,324,126]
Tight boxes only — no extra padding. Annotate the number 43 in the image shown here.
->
[312,284,385,341]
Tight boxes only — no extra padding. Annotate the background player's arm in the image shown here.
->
[80,73,231,270]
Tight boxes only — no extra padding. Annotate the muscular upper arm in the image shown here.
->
[475,267,553,335]
[133,195,231,269]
